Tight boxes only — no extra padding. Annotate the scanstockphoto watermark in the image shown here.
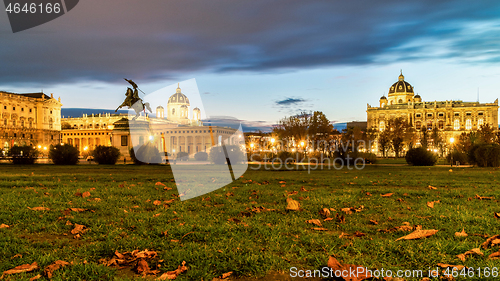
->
[289,266,426,279]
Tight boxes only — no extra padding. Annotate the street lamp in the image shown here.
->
[450,137,455,167]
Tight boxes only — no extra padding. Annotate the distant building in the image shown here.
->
[0,91,62,153]
[367,71,499,152]
[61,84,241,158]
[346,121,367,131]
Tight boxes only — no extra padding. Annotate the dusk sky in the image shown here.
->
[1,0,500,130]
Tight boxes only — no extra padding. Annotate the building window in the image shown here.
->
[172,109,175,115]
[21,120,24,127]
[427,121,433,130]
[12,120,16,126]
[478,119,484,128]
[29,108,32,113]
[465,119,472,130]
[454,119,460,130]
[21,108,24,112]
[3,106,5,109]
[466,112,471,116]
[438,120,444,130]
[416,113,421,118]
[454,112,459,117]
[478,112,484,116]
[12,107,15,111]
[121,135,128,146]
[3,119,6,126]
[427,113,433,118]
[379,121,385,132]
[415,121,421,130]
[438,113,444,117]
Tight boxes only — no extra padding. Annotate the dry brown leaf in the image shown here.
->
[70,208,87,212]
[454,228,468,237]
[221,271,233,278]
[369,220,378,225]
[341,207,353,215]
[29,207,50,211]
[396,229,438,241]
[82,191,91,198]
[495,212,500,219]
[481,234,500,249]
[29,274,42,281]
[319,208,330,217]
[164,199,175,204]
[155,182,165,186]
[163,186,172,190]
[428,185,438,190]
[153,200,162,206]
[324,217,334,221]
[327,256,372,281]
[135,259,151,275]
[457,248,483,261]
[0,224,9,228]
[44,260,70,278]
[157,261,188,280]
[489,251,500,259]
[381,193,393,197]
[426,200,440,208]
[313,227,328,231]
[475,194,494,200]
[1,262,39,279]
[70,224,88,235]
[437,263,466,271]
[286,198,300,211]
[306,219,322,226]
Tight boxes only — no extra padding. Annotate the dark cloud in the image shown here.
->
[275,98,305,106]
[1,0,500,86]
[202,116,273,132]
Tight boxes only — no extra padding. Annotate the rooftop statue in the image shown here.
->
[116,78,152,120]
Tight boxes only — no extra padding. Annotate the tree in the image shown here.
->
[378,129,391,158]
[273,112,310,149]
[308,111,334,154]
[10,145,39,164]
[430,127,445,156]
[386,117,414,158]
[478,124,495,144]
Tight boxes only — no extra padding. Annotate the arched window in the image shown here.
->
[3,119,6,126]
[478,119,484,128]
[438,120,444,130]
[465,119,472,130]
[398,99,403,103]
[427,121,433,130]
[415,121,421,130]
[379,121,385,131]
[454,119,460,130]
[172,108,175,115]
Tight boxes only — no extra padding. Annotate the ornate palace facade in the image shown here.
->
[0,91,62,153]
[367,72,499,151]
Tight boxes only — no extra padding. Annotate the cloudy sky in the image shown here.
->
[1,0,500,130]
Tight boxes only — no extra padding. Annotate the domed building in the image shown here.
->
[367,71,499,155]
[167,84,190,124]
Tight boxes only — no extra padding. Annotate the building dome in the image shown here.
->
[414,94,421,99]
[389,71,414,94]
[156,105,164,109]
[380,95,387,100]
[168,84,190,105]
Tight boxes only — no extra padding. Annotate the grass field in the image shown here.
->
[0,163,499,280]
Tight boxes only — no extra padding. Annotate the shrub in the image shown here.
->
[307,151,323,163]
[209,145,244,165]
[277,151,293,164]
[358,152,377,164]
[446,150,468,165]
[10,145,39,164]
[405,147,437,166]
[177,151,189,161]
[194,151,208,161]
[248,153,262,162]
[92,146,121,165]
[129,143,162,165]
[473,144,500,167]
[49,144,79,165]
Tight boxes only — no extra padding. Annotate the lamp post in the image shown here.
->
[450,137,455,167]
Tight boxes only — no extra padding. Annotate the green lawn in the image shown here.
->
[0,164,499,280]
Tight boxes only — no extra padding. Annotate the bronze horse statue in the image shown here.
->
[116,79,152,120]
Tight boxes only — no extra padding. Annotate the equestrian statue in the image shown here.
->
[116,78,152,120]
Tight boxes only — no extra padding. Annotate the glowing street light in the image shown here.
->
[149,135,154,141]
[83,146,88,151]
[250,143,254,148]
[37,145,41,149]
[300,141,305,147]
[271,138,275,144]
[43,147,47,150]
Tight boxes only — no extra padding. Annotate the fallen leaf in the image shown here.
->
[482,234,500,249]
[475,194,494,200]
[457,248,483,261]
[428,185,438,190]
[396,229,438,241]
[29,274,42,281]
[221,271,232,278]
[0,224,9,228]
[495,213,500,219]
[381,193,393,197]
[155,182,165,186]
[319,208,330,218]
[70,208,87,212]
[157,261,188,280]
[369,220,378,225]
[489,251,500,259]
[135,259,151,275]
[455,228,468,237]
[324,217,334,221]
[44,260,70,278]
[71,224,88,235]
[427,200,440,208]
[306,219,322,226]
[437,263,466,271]
[28,207,50,211]
[327,256,372,281]
[153,200,162,206]
[286,198,300,211]
[82,191,91,198]
[1,262,39,279]
[313,227,328,231]
[353,231,366,237]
